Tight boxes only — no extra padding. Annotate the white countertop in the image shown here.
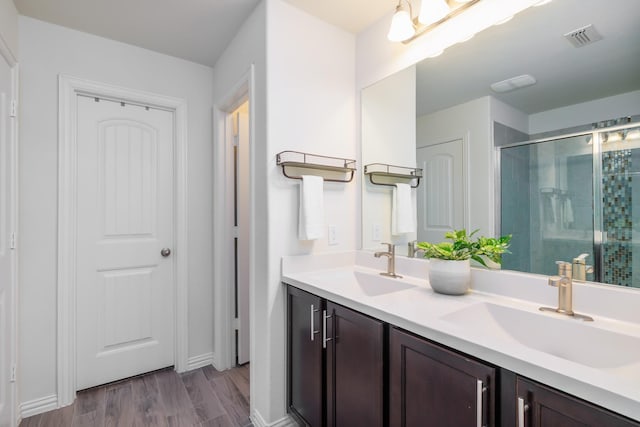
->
[281,251,640,421]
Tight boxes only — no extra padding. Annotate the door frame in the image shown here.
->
[57,75,189,406]
[0,36,18,427]
[212,65,255,372]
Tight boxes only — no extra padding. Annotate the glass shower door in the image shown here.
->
[500,123,640,288]
[500,134,594,278]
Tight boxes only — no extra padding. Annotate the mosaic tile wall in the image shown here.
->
[602,149,633,287]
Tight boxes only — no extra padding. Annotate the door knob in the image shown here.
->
[161,248,171,257]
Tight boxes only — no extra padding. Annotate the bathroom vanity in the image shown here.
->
[282,251,640,426]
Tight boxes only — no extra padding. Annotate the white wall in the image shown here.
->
[417,97,493,236]
[529,90,640,134]
[0,0,18,61]
[212,1,356,424]
[18,16,214,405]
[490,97,529,135]
[361,66,416,250]
[263,0,356,423]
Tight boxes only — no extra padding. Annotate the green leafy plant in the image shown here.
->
[416,229,512,268]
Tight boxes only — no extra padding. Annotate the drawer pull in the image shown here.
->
[476,379,487,427]
[517,397,529,427]
[322,310,333,349]
[310,304,320,341]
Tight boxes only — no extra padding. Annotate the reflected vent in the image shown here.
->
[564,24,602,48]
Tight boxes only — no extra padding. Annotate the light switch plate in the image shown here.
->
[372,223,381,241]
[328,225,338,245]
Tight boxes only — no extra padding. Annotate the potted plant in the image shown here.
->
[416,229,511,295]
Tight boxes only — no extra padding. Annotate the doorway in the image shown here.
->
[212,67,254,384]
[57,75,189,406]
[231,101,250,367]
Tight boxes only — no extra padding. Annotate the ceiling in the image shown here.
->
[415,0,640,116]
[13,0,393,68]
[18,0,636,116]
[14,0,262,67]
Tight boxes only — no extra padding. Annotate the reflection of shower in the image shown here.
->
[539,188,573,229]
[499,121,640,288]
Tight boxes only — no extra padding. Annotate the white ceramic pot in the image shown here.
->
[428,259,471,295]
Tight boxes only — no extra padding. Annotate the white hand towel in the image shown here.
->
[298,175,324,240]
[565,198,574,224]
[392,183,415,235]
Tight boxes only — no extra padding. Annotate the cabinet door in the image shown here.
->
[287,286,324,427]
[390,327,496,427]
[326,301,385,427]
[516,377,640,427]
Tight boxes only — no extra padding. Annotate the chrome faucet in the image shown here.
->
[540,255,593,321]
[374,243,402,278]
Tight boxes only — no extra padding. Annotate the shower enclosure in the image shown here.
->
[499,122,640,288]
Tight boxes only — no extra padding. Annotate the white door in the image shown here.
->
[417,139,465,243]
[234,103,250,365]
[0,56,15,427]
[76,95,174,390]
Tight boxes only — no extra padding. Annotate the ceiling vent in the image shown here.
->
[564,24,603,48]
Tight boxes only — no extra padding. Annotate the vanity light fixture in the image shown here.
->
[387,0,482,43]
[387,0,416,42]
[419,0,450,27]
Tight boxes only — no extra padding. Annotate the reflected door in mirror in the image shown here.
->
[417,139,465,243]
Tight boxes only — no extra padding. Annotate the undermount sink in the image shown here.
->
[353,270,416,296]
[441,302,640,370]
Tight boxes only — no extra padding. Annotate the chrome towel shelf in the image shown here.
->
[276,151,356,183]
[364,163,423,188]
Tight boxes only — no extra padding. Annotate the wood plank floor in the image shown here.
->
[20,364,251,427]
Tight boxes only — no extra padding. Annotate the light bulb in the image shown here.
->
[419,0,450,26]
[387,5,415,42]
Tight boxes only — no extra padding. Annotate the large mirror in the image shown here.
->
[361,0,640,288]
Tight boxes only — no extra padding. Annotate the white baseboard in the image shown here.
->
[186,352,214,371]
[251,409,298,427]
[211,352,230,371]
[20,394,58,418]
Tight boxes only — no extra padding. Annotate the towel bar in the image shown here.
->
[364,163,422,188]
[276,151,356,183]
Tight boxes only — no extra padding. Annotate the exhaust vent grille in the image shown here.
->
[564,24,602,48]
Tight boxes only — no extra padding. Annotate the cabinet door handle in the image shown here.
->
[517,397,529,427]
[310,304,320,341]
[322,310,333,349]
[476,379,487,427]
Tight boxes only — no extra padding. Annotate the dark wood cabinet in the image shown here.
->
[326,301,384,427]
[287,286,324,426]
[515,377,640,427]
[389,327,496,427]
[287,285,640,427]
[287,286,385,427]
